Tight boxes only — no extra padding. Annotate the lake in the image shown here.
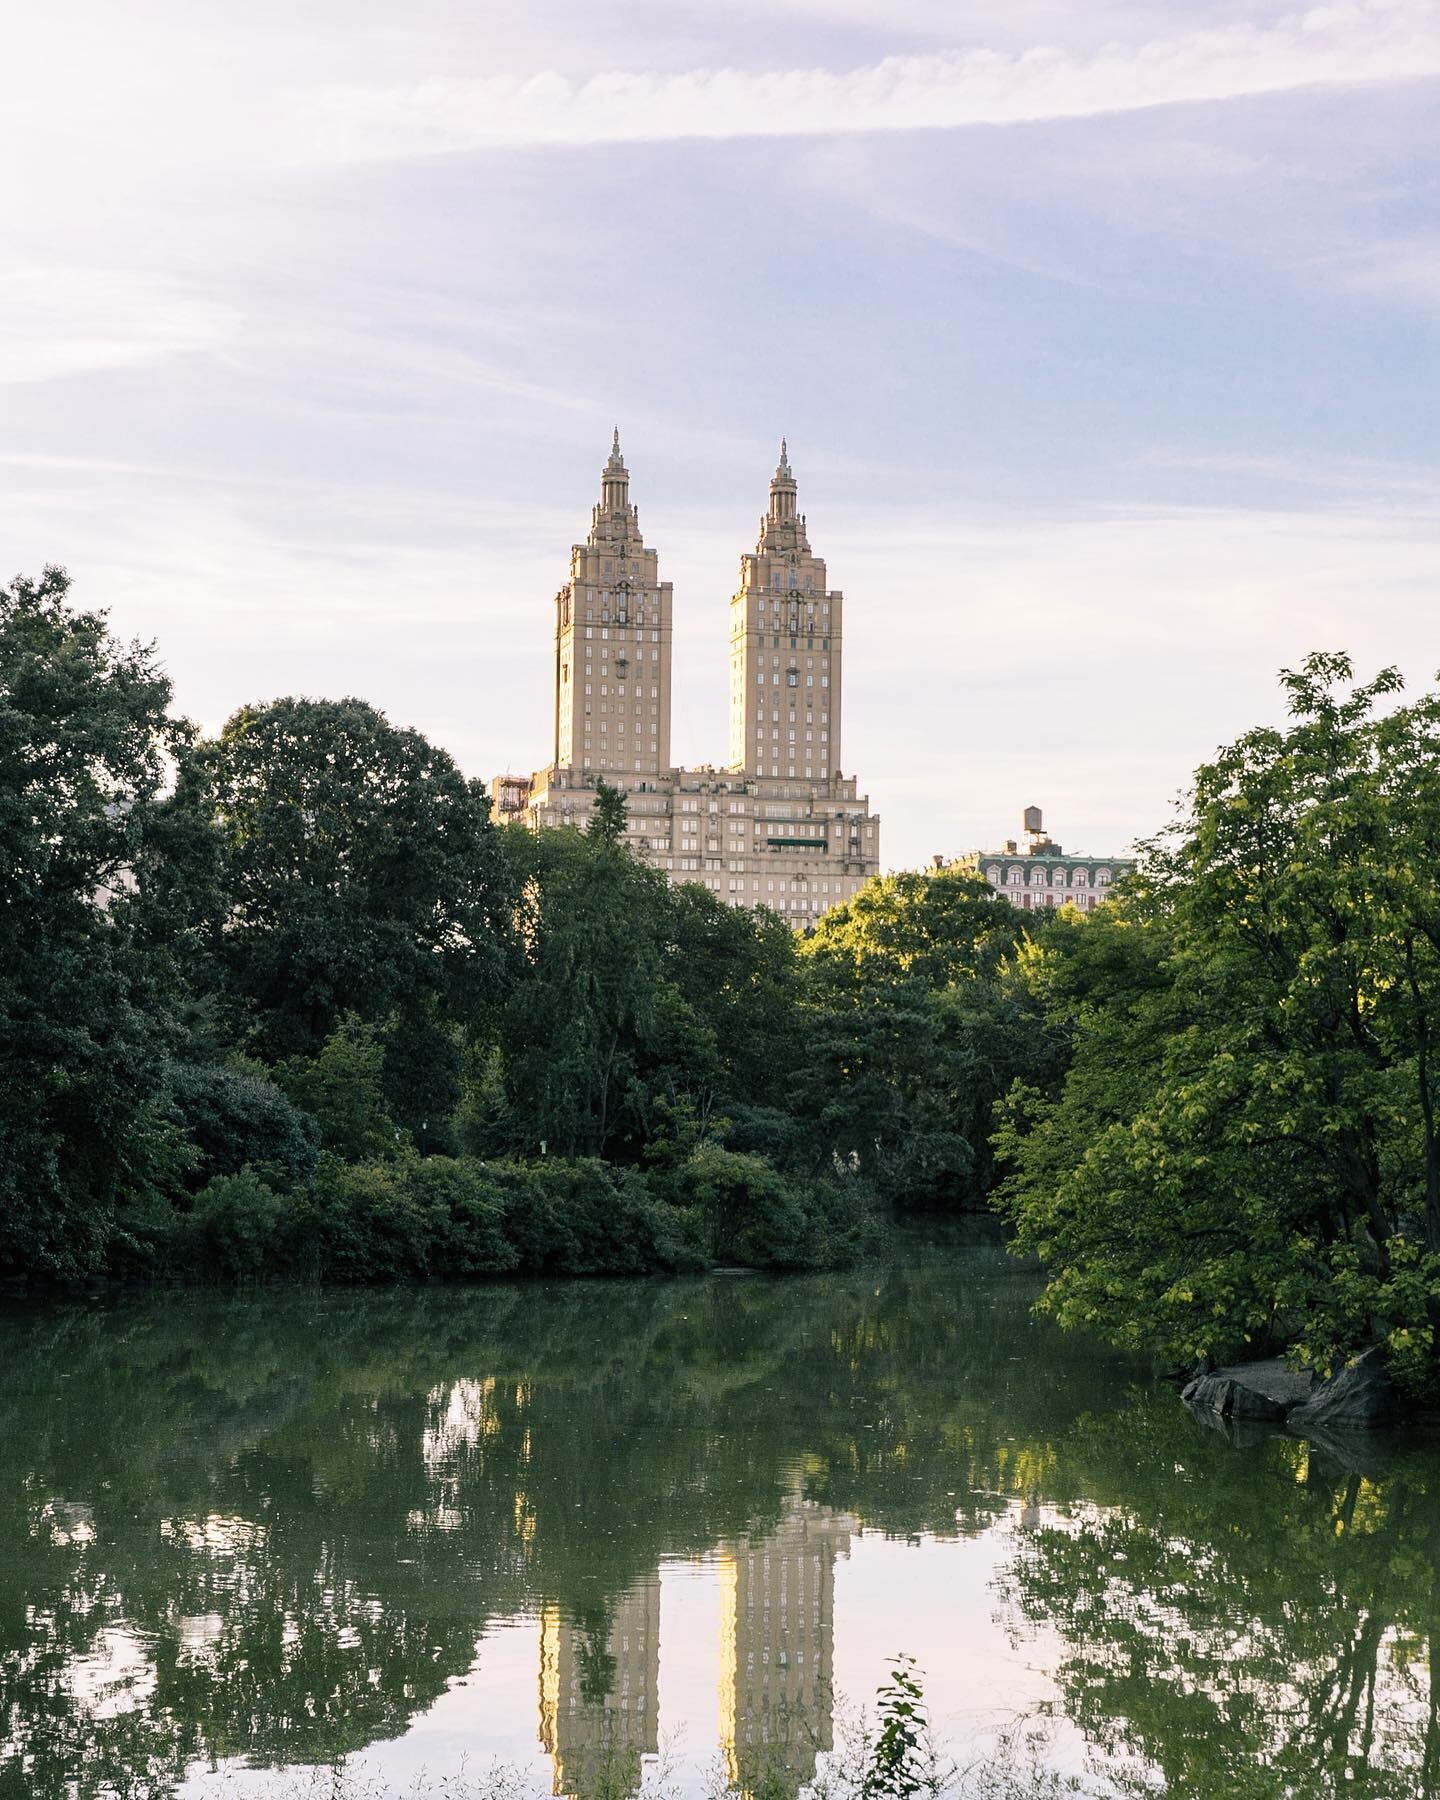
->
[3,1242,1438,1798]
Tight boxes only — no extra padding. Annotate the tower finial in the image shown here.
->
[775,437,792,481]
[600,427,630,512]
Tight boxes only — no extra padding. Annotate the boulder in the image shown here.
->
[1182,1357,1316,1423]
[1288,1348,1403,1431]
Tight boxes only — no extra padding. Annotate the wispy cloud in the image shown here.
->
[1331,233,1440,303]
[299,3,1440,160]
[0,269,236,384]
[1138,447,1440,506]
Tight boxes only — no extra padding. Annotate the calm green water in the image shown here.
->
[3,1245,1439,1799]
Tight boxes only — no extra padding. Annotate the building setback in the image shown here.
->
[955,805,1135,911]
[494,434,881,928]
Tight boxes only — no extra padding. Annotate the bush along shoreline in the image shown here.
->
[137,1127,881,1288]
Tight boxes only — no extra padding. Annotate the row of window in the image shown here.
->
[986,864,1112,887]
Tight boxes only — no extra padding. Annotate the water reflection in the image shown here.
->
[1,1247,1437,1798]
[718,1496,852,1793]
[540,1574,661,1797]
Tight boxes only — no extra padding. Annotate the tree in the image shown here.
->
[275,1016,404,1162]
[589,778,627,841]
[167,1059,320,1191]
[494,821,696,1159]
[797,868,1054,1210]
[183,696,517,1058]
[0,566,185,1280]
[997,654,1440,1397]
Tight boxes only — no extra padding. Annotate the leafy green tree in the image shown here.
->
[798,868,1054,1210]
[494,823,707,1159]
[183,696,517,1058]
[379,1006,462,1155]
[0,566,186,1279]
[275,1016,405,1162]
[589,777,628,841]
[998,654,1440,1395]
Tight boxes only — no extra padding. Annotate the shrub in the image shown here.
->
[291,1156,429,1281]
[402,1157,518,1276]
[500,1159,703,1275]
[167,1060,320,1192]
[186,1170,285,1280]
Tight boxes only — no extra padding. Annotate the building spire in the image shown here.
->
[600,426,630,515]
[769,435,798,523]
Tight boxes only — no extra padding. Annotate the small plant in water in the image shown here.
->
[858,1656,942,1799]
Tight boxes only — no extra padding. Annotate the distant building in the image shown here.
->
[955,806,1135,912]
[494,433,881,929]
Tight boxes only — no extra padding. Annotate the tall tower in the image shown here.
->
[508,434,879,929]
[727,442,843,782]
[553,430,674,779]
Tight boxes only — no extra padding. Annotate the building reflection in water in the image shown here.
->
[539,1575,661,1797]
[718,1494,855,1793]
[534,1496,853,1797]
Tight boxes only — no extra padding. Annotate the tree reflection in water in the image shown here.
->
[1,1247,1437,1798]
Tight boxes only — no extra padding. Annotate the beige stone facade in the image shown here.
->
[496,435,881,928]
[955,805,1135,912]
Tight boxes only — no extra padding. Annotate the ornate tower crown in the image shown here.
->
[759,436,808,553]
[600,426,630,515]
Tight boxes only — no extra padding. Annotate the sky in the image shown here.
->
[5,0,1440,868]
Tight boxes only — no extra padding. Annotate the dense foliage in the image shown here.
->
[0,567,185,1281]
[11,567,1440,1400]
[997,653,1440,1399]
[0,570,1042,1290]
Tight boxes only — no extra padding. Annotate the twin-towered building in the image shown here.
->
[494,434,881,929]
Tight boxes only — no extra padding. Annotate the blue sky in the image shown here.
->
[5,0,1440,867]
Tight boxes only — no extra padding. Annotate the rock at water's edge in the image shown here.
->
[1289,1347,1403,1430]
[1182,1358,1316,1422]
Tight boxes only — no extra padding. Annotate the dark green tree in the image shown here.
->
[166,1060,320,1191]
[275,1015,405,1162]
[998,654,1440,1395]
[797,867,1054,1210]
[0,566,186,1279]
[183,696,517,1058]
[589,778,628,841]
